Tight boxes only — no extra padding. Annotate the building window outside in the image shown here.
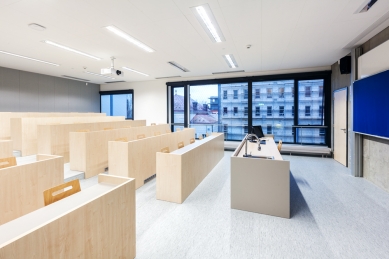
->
[267,125,272,134]
[224,124,228,133]
[255,89,260,99]
[244,89,248,99]
[267,106,272,116]
[279,106,284,116]
[279,88,285,98]
[292,87,294,97]
[319,128,325,136]
[234,107,238,114]
[223,107,227,115]
[292,106,294,116]
[319,105,323,117]
[305,106,311,116]
[223,90,228,99]
[244,125,248,133]
[255,106,260,116]
[244,107,248,116]
[319,86,323,97]
[305,86,311,97]
[233,90,238,99]
[267,88,272,98]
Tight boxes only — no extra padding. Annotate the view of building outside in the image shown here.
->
[172,79,325,144]
[100,93,133,119]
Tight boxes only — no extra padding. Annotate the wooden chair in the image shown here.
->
[115,137,128,142]
[160,147,170,153]
[178,141,184,149]
[206,132,210,137]
[104,127,113,130]
[176,128,181,132]
[76,129,90,132]
[198,135,203,140]
[151,123,156,126]
[0,156,17,169]
[137,134,145,139]
[278,140,283,152]
[190,138,195,144]
[154,131,161,136]
[43,179,81,206]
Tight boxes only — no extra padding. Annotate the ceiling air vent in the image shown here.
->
[168,61,190,72]
[155,76,182,79]
[356,0,378,13]
[62,75,90,82]
[212,70,245,75]
[105,81,126,84]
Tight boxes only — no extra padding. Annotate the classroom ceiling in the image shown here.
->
[0,0,389,84]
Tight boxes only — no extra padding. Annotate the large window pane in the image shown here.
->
[173,87,185,124]
[252,80,294,142]
[101,95,111,115]
[100,93,133,119]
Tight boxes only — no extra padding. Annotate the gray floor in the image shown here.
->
[107,152,389,259]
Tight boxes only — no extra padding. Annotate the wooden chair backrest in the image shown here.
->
[154,131,161,136]
[161,147,170,153]
[198,135,203,140]
[104,127,113,130]
[178,141,184,149]
[115,137,128,142]
[190,138,195,144]
[0,156,17,169]
[76,129,90,132]
[43,179,81,206]
[278,140,283,152]
[151,123,156,126]
[137,134,145,139]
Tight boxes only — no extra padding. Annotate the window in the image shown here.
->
[305,106,311,116]
[279,88,285,98]
[223,90,228,99]
[292,87,294,97]
[244,89,248,99]
[234,107,238,114]
[267,106,272,116]
[223,107,227,115]
[305,86,311,97]
[319,105,323,117]
[255,89,260,99]
[233,90,238,99]
[244,125,248,133]
[319,128,326,136]
[279,106,284,116]
[255,106,260,116]
[319,86,323,97]
[267,125,272,134]
[100,91,134,119]
[244,107,248,116]
[224,124,228,133]
[292,106,294,116]
[267,88,272,98]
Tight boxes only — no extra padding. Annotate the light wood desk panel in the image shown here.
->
[70,124,171,178]
[37,120,146,163]
[0,140,12,159]
[231,137,290,218]
[0,174,136,259]
[156,133,224,203]
[109,128,195,189]
[0,154,64,225]
[10,116,124,156]
[0,112,105,140]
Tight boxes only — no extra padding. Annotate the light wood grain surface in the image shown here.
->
[0,154,64,225]
[11,116,125,156]
[0,174,136,259]
[37,120,145,163]
[43,179,81,206]
[0,112,105,140]
[70,124,170,178]
[156,133,224,203]
[109,128,196,189]
[0,156,16,169]
[0,140,12,159]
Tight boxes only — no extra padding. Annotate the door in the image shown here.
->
[333,88,347,166]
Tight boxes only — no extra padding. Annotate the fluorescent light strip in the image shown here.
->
[122,67,149,76]
[105,26,154,53]
[0,50,59,66]
[196,6,221,42]
[224,54,238,68]
[44,40,101,60]
[85,71,115,80]
[168,61,190,72]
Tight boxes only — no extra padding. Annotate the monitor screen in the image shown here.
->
[252,125,265,139]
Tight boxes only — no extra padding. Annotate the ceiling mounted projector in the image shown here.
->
[101,57,123,77]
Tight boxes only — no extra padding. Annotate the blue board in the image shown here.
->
[353,70,389,138]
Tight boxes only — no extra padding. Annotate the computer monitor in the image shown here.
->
[252,125,265,139]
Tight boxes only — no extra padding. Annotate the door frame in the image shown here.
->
[333,87,348,166]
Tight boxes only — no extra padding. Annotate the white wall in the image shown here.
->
[100,65,330,125]
[359,38,389,78]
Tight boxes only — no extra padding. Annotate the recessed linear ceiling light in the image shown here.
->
[0,50,59,66]
[85,70,115,80]
[105,26,154,53]
[122,67,149,76]
[168,61,190,72]
[191,4,225,43]
[28,23,46,31]
[62,75,90,82]
[155,75,181,79]
[43,40,101,60]
[223,54,238,68]
[212,70,245,75]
